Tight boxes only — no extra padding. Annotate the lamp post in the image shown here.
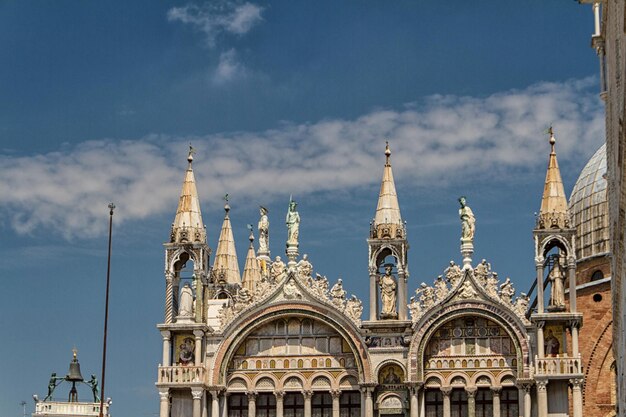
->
[99,203,115,417]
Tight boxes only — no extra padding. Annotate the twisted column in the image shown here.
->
[165,273,174,323]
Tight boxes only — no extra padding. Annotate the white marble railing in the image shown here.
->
[534,355,583,376]
[425,354,517,370]
[158,365,205,384]
[35,401,109,416]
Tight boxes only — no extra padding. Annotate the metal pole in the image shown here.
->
[99,203,115,417]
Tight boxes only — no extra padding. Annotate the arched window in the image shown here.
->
[590,270,604,282]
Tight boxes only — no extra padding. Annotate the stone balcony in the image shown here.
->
[534,355,583,378]
[34,401,109,417]
[157,365,205,385]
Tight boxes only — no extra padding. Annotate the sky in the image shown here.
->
[0,1,605,417]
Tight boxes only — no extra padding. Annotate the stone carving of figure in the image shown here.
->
[548,261,565,310]
[485,272,499,298]
[330,279,347,307]
[544,329,560,356]
[286,198,300,246]
[258,206,270,254]
[270,256,287,282]
[458,280,477,299]
[179,283,194,317]
[314,273,329,297]
[236,287,252,306]
[459,196,476,241]
[434,275,449,301]
[87,374,100,402]
[408,296,422,323]
[297,254,313,280]
[474,259,490,285]
[445,261,463,287]
[514,293,529,317]
[345,295,363,323]
[499,277,515,304]
[417,283,435,309]
[283,278,302,299]
[379,265,398,318]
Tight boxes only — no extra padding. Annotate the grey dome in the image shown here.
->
[568,144,609,260]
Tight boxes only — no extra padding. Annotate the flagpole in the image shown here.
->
[99,203,115,417]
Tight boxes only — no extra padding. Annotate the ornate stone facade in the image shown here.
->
[156,142,590,417]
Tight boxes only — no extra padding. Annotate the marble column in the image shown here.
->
[365,388,374,417]
[360,388,366,417]
[275,391,284,417]
[567,256,577,312]
[304,391,312,417]
[194,271,204,323]
[247,392,257,417]
[523,385,531,417]
[210,391,219,417]
[220,393,229,417]
[369,269,378,321]
[410,385,419,417]
[535,259,544,314]
[571,378,583,417]
[331,390,341,417]
[193,330,204,366]
[165,273,174,323]
[537,322,545,358]
[465,387,477,417]
[202,392,208,417]
[441,387,452,417]
[536,380,548,417]
[192,389,204,417]
[398,269,407,320]
[491,387,502,417]
[158,388,170,417]
[571,322,580,356]
[172,276,180,318]
[161,330,171,367]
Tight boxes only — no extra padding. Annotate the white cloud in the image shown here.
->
[213,48,247,84]
[0,78,604,239]
[167,1,264,48]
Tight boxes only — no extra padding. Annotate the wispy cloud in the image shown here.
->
[213,48,247,84]
[0,77,604,239]
[167,1,264,48]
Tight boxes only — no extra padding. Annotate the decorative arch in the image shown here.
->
[168,248,199,272]
[226,376,249,392]
[375,359,407,377]
[210,302,373,386]
[370,245,401,269]
[282,374,306,391]
[538,234,573,258]
[471,372,494,386]
[408,301,530,382]
[252,374,278,390]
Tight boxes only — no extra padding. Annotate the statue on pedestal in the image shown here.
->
[270,256,287,282]
[445,261,462,287]
[87,374,100,402]
[179,283,194,317]
[548,261,566,310]
[379,265,398,318]
[258,206,270,254]
[286,198,300,246]
[459,196,475,241]
[499,277,515,304]
[330,279,346,307]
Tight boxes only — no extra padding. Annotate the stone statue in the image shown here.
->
[87,374,100,402]
[445,261,463,287]
[408,296,422,323]
[297,254,313,280]
[179,283,194,317]
[270,256,287,282]
[417,283,435,309]
[236,287,252,305]
[283,278,302,299]
[434,275,449,301]
[286,198,300,246]
[474,259,490,285]
[313,273,329,297]
[345,295,363,323]
[379,265,398,318]
[458,196,475,241]
[499,277,515,304]
[485,272,499,298]
[258,206,270,254]
[458,281,477,299]
[548,261,566,310]
[514,293,529,317]
[330,279,346,307]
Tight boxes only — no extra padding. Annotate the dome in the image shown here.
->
[568,144,609,260]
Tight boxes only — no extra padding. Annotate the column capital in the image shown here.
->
[166,272,174,281]
[303,390,313,400]
[191,389,204,400]
[440,386,453,396]
[464,386,477,397]
[490,386,502,395]
[569,378,584,389]
[536,379,549,391]
[247,391,258,401]
[193,329,205,338]
[275,391,285,400]
[160,330,171,339]
[536,320,545,329]
[517,382,534,393]
[158,388,170,401]
[331,390,341,399]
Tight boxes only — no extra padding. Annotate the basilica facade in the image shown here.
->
[155,134,592,417]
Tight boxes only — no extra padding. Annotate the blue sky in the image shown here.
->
[0,1,604,417]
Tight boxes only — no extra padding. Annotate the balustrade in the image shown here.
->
[158,365,205,384]
[534,355,582,376]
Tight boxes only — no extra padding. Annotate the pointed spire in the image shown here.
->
[170,145,206,243]
[371,142,404,239]
[537,128,570,229]
[212,199,241,285]
[242,226,262,291]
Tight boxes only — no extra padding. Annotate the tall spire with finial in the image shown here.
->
[171,145,206,243]
[212,196,241,285]
[537,127,570,229]
[242,225,262,291]
[372,141,403,239]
